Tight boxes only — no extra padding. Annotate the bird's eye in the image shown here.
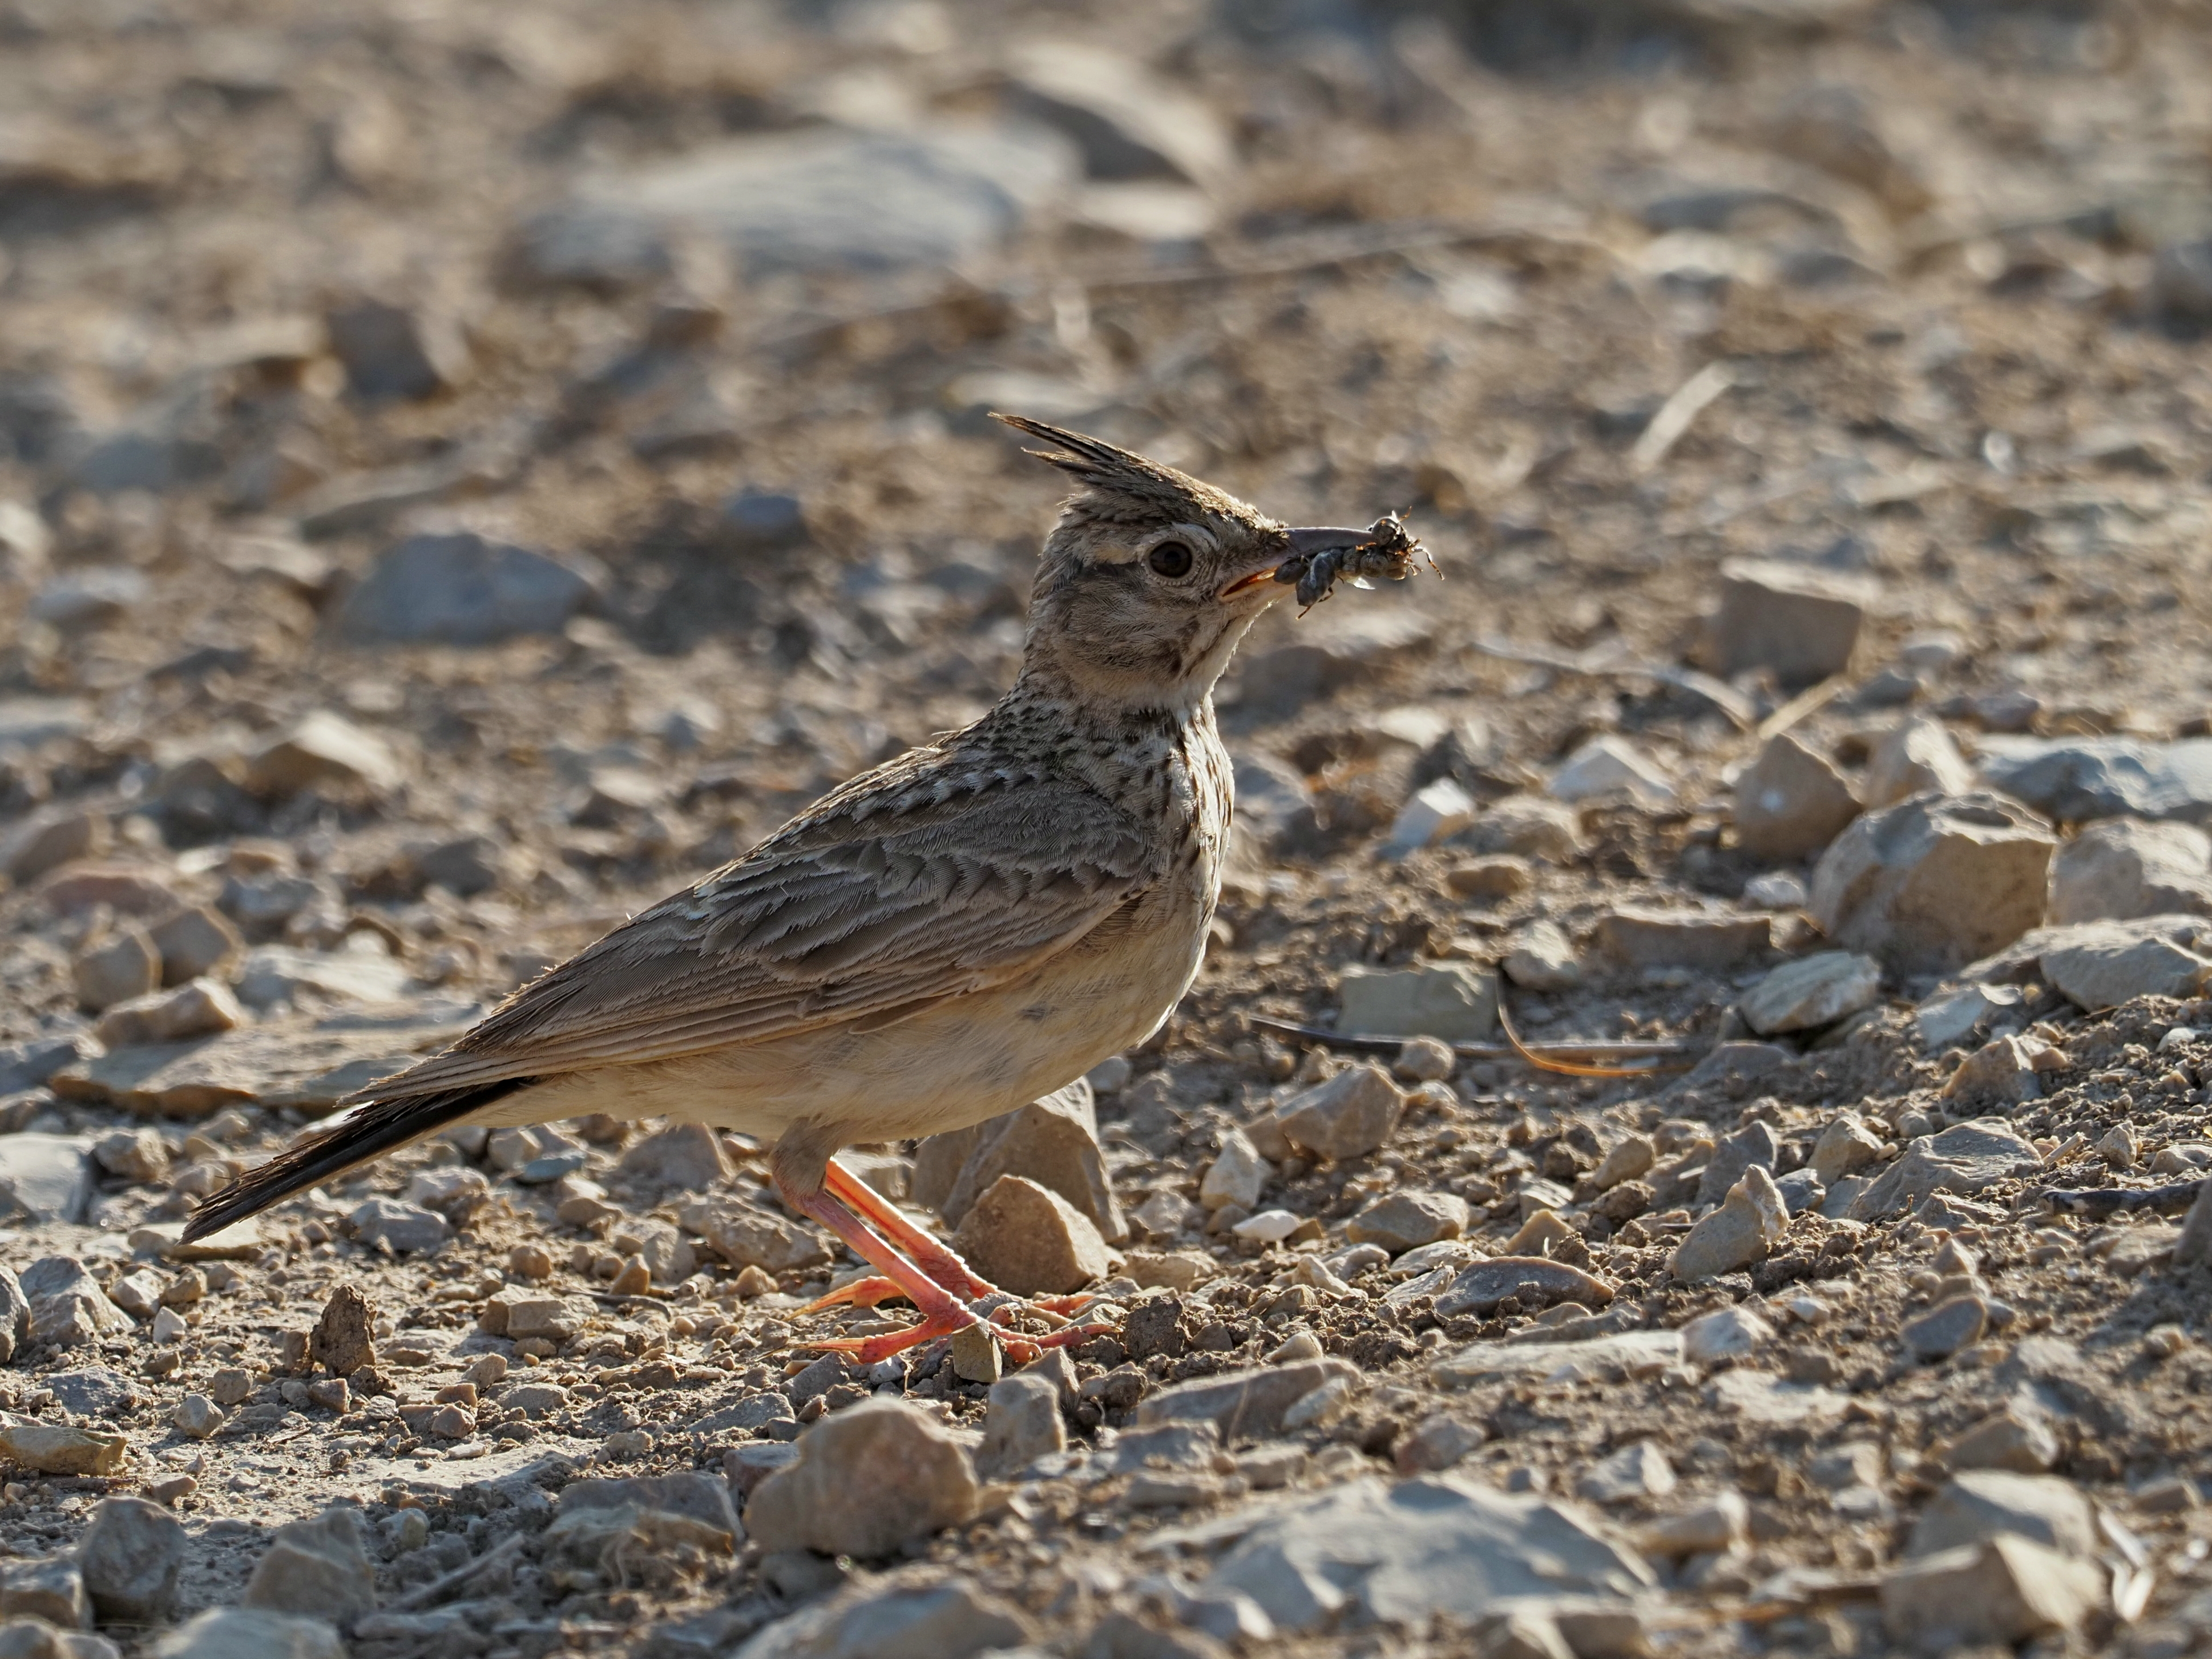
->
[1148,540,1194,579]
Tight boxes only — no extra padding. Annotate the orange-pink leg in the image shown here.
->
[776,1176,983,1365]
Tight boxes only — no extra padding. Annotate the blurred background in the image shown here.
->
[2,0,2212,980]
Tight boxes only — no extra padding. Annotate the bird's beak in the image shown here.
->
[1216,526,1370,602]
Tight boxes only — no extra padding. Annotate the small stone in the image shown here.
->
[94,979,245,1047]
[2031,918,2212,1011]
[1864,715,1976,808]
[340,531,602,646]
[1198,1131,1269,1212]
[1549,735,1674,806]
[1694,1121,1781,1208]
[325,298,467,401]
[950,1174,1113,1297]
[309,1284,377,1377]
[1700,556,1876,687]
[1670,1167,1788,1281]
[1731,732,1861,858]
[1578,1442,1676,1503]
[1908,1470,2098,1560]
[1940,1035,2045,1105]
[241,1507,375,1620]
[915,1080,1123,1241]
[1501,921,1581,991]
[1274,1064,1406,1161]
[1948,1408,2059,1474]
[47,1367,134,1416]
[1743,871,1809,909]
[0,1556,88,1630]
[1337,962,1497,1042]
[616,1123,729,1191]
[1444,856,1533,901]
[1640,1490,1750,1559]
[0,1135,92,1225]
[1433,1257,1616,1318]
[0,808,108,886]
[978,1372,1065,1479]
[1811,1112,1882,1186]
[147,906,244,986]
[2097,1123,2138,1169]
[147,1476,197,1507]
[1395,1412,1486,1474]
[1598,906,1770,971]
[1914,982,2027,1050]
[78,1496,186,1622]
[1594,1135,1656,1189]
[2050,818,2212,924]
[1462,796,1584,863]
[1345,1191,1470,1253]
[209,1367,255,1407]
[0,1423,127,1476]
[21,1257,128,1347]
[1135,1358,1358,1439]
[74,926,159,1013]
[1392,1036,1456,1083]
[171,1395,223,1440]
[1123,1250,1216,1291]
[154,1609,345,1659]
[745,1398,980,1559]
[1383,777,1480,856]
[1681,1307,1775,1363]
[348,1197,450,1254]
[1809,792,2055,974]
[244,712,401,798]
[2137,1475,2198,1513]
[1739,951,1880,1035]
[1880,1536,2102,1647]
[736,1575,1033,1659]
[90,1128,168,1186]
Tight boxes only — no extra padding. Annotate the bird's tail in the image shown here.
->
[181,1078,532,1243]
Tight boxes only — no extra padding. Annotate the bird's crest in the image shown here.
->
[992,413,1264,526]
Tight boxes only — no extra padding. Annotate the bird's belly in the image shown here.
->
[521,883,1212,1145]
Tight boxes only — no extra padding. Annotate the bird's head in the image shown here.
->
[998,414,1367,716]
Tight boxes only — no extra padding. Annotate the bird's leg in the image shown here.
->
[772,1159,982,1365]
[820,1157,1119,1338]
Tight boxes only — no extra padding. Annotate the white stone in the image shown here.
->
[1549,735,1674,806]
[1738,951,1880,1035]
[1681,1306,1775,1363]
[1382,778,1479,857]
[1199,1130,1269,1212]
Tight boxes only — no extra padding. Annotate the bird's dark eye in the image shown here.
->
[1148,540,1194,579]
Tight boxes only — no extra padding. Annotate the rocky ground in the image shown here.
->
[5,0,2212,1654]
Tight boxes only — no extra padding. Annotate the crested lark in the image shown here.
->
[188,417,1396,1362]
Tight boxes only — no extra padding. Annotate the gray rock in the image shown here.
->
[1500,921,1581,991]
[1597,906,1770,970]
[0,1555,88,1629]
[1671,1168,1787,1281]
[1914,982,2028,1050]
[1434,1330,1683,1388]
[744,1399,980,1559]
[1902,1295,1988,1361]
[1431,1258,1614,1318]
[31,567,150,630]
[1809,791,2055,973]
[1740,951,1880,1035]
[732,1575,1034,1659]
[913,1079,1124,1241]
[1337,962,1497,1042]
[348,1197,451,1255]
[0,1135,91,1224]
[324,300,467,401]
[74,926,159,1012]
[2050,818,2212,923]
[1906,1470,2098,1560]
[1976,735,2212,825]
[1696,1121,1781,1208]
[1273,1064,1406,1160]
[1864,715,1975,808]
[950,1174,1113,1297]
[1460,795,1583,863]
[20,1257,128,1347]
[245,712,401,798]
[94,979,243,1048]
[2156,235,2212,321]
[0,1035,95,1096]
[1100,1420,1222,1475]
[46,1368,133,1418]
[1577,1442,1675,1503]
[2035,918,2212,1010]
[153,1609,345,1659]
[1880,1536,2101,1648]
[78,1496,186,1622]
[1701,557,1876,687]
[677,1194,830,1273]
[1680,1307,1774,1363]
[617,1123,729,1192]
[1811,1112,1882,1186]
[1731,732,1860,859]
[1136,1359,1358,1440]
[978,1373,1065,1479]
[1228,752,1322,859]
[1847,1120,2041,1221]
[514,126,1077,289]
[340,531,603,645]
[1204,1474,1656,1633]
[0,808,108,886]
[1345,1191,1469,1254]
[241,1506,376,1620]
[1002,41,1232,189]
[1774,1169,1825,1216]
[0,1268,27,1363]
[559,1473,739,1539]
[232,944,411,1009]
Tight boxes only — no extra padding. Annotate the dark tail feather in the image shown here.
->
[181,1079,532,1243]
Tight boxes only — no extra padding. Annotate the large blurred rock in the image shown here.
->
[340,531,604,645]
[1809,792,2054,972]
[1228,751,1322,859]
[324,300,469,401]
[745,1399,980,1559]
[241,1507,374,1620]
[1864,715,1975,808]
[1700,558,1876,687]
[1976,736,2212,825]
[1002,42,1232,190]
[1731,732,1859,858]
[914,1080,1124,1242]
[1987,917,2212,1012]
[2049,818,2212,923]
[512,125,1077,290]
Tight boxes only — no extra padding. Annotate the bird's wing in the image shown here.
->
[348,772,1155,1101]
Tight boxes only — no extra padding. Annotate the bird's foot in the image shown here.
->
[798,1275,909,1315]
[800,1306,983,1365]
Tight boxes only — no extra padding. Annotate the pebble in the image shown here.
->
[325,298,467,401]
[1272,1064,1406,1161]
[1901,1294,1988,1361]
[1908,1470,2098,1560]
[244,711,401,798]
[1976,734,2212,826]
[737,1576,1034,1659]
[1913,980,2026,1050]
[171,1395,223,1440]
[1344,1190,1469,1253]
[2052,818,2212,924]
[47,1367,134,1416]
[94,979,244,1047]
[1846,1120,2040,1221]
[241,1507,376,1620]
[1593,1135,1656,1189]
[1549,735,1675,807]
[1391,1035,1456,1083]
[1136,1359,1358,1439]
[1432,1257,1615,1318]
[1947,1407,2059,1474]
[1500,921,1581,991]
[0,1556,88,1629]
[0,808,107,885]
[616,1123,729,1192]
[1681,1307,1775,1363]
[979,1373,1067,1479]
[1336,962,1497,1043]
[1731,732,1861,858]
[1694,1121,1781,1209]
[21,1258,128,1347]
[1229,1209,1305,1244]
[1810,791,2055,972]
[1394,1412,1486,1474]
[1443,855,1533,901]
[1198,1131,1269,1213]
[1461,796,1584,863]
[1864,714,1976,808]
[1881,1536,2102,1647]
[950,1174,1113,1297]
[1577,1441,1676,1503]
[1382,777,1479,856]
[2027,917,2212,1011]
[73,925,159,1013]
[1701,556,1875,686]
[0,1135,92,1225]
[1597,906,1770,971]
[339,531,602,645]
[1738,951,1880,1035]
[1670,1168,1787,1282]
[309,1283,377,1376]
[1810,1112,1881,1185]
[1640,1490,1750,1559]
[78,1496,185,1622]
[147,906,242,985]
[152,1609,345,1659]
[745,1398,981,1559]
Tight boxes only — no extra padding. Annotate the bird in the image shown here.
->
[187,415,1392,1365]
